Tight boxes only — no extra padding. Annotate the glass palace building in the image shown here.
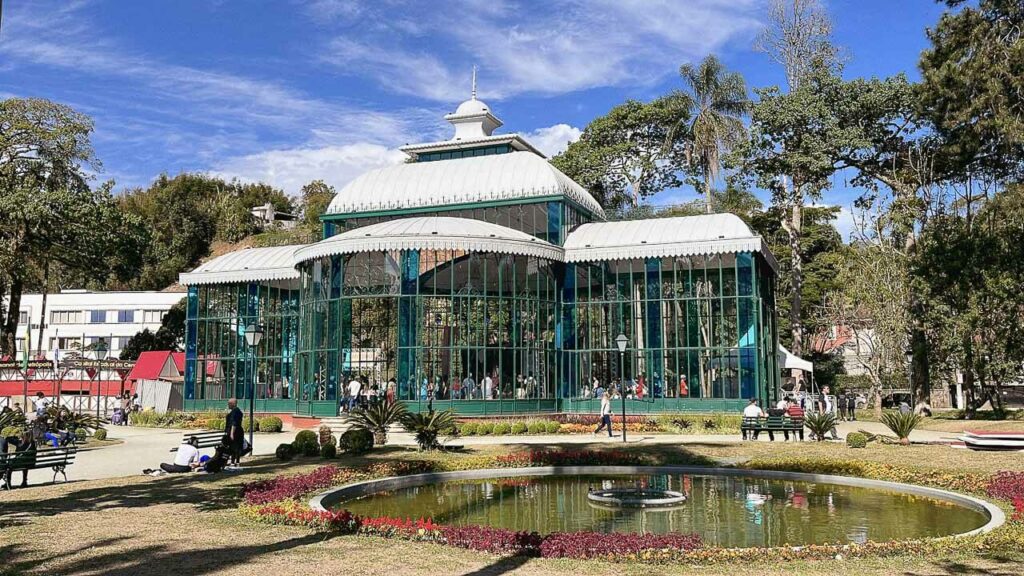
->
[179,97,780,417]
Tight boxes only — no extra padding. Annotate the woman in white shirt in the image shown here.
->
[593,392,613,437]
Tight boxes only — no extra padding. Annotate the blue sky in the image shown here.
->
[1,0,947,232]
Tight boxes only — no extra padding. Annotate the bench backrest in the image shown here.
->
[2,447,76,469]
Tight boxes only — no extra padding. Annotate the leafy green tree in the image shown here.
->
[299,179,335,233]
[677,55,750,213]
[914,184,1024,414]
[919,0,1024,182]
[552,96,690,208]
[0,98,146,356]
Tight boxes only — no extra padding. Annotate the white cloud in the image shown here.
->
[525,123,581,157]
[834,206,857,241]
[312,0,763,101]
[212,143,406,196]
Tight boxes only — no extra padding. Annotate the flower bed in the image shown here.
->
[986,471,1024,522]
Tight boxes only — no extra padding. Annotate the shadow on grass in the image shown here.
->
[458,554,532,576]
[0,455,289,529]
[904,555,1024,576]
[5,533,335,576]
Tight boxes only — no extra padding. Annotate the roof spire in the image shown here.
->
[471,65,477,100]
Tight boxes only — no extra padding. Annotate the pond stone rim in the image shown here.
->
[309,465,1006,539]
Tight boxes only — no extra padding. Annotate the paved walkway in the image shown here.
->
[12,420,963,486]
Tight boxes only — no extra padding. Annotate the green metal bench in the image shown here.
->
[169,430,225,452]
[1,446,77,489]
[741,416,804,441]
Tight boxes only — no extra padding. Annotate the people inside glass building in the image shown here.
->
[180,91,780,417]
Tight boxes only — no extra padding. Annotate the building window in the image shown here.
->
[142,310,164,323]
[18,311,29,325]
[51,310,82,324]
[90,310,107,324]
[50,336,82,350]
[115,336,132,349]
[15,337,25,352]
[117,310,136,323]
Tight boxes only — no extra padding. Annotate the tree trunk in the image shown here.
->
[37,263,50,353]
[788,202,804,383]
[1,277,24,357]
[704,173,713,214]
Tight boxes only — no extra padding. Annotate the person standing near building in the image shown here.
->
[593,392,613,437]
[679,375,689,398]
[347,377,362,411]
[482,374,493,400]
[846,392,857,421]
[32,392,49,419]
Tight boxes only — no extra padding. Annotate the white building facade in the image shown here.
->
[10,290,186,360]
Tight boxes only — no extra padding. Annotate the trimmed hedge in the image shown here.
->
[259,416,283,433]
[846,432,868,448]
[320,444,337,459]
[339,429,373,455]
[275,443,295,461]
[492,422,511,435]
[93,428,108,441]
[511,422,528,435]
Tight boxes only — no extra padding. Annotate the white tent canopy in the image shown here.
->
[778,345,813,372]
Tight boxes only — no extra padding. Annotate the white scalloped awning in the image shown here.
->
[563,214,778,271]
[293,217,564,264]
[325,151,605,218]
[179,244,307,286]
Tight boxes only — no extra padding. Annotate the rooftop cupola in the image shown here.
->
[443,67,503,140]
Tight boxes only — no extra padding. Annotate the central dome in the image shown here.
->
[454,98,490,116]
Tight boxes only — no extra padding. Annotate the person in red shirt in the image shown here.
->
[679,375,689,397]
[785,397,805,441]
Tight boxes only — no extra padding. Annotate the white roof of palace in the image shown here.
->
[562,214,778,270]
[179,244,306,286]
[324,151,606,218]
[180,214,776,285]
[292,216,564,264]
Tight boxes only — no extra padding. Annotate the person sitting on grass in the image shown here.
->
[145,437,202,475]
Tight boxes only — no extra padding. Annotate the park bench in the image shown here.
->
[169,430,224,452]
[741,415,804,441]
[0,446,77,489]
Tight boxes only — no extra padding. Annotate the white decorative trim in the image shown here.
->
[565,237,779,272]
[293,233,564,265]
[178,267,300,286]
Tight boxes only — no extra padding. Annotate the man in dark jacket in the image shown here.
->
[224,398,244,469]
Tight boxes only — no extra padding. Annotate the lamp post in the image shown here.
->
[94,338,108,420]
[244,324,264,450]
[615,333,628,443]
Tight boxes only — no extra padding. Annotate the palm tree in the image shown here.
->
[678,55,750,214]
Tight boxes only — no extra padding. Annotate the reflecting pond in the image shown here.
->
[337,474,988,547]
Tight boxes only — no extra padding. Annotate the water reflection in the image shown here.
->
[339,474,986,548]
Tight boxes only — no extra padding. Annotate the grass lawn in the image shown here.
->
[1,441,1022,576]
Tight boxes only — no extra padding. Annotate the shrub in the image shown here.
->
[492,422,511,435]
[294,429,317,447]
[275,443,295,461]
[527,421,545,434]
[880,411,923,445]
[93,428,107,441]
[846,432,868,448]
[74,428,88,441]
[344,400,408,446]
[339,429,373,455]
[399,410,456,450]
[2,426,23,438]
[804,413,837,441]
[243,416,258,433]
[702,419,717,430]
[510,422,528,435]
[320,444,337,459]
[201,416,224,431]
[476,422,495,436]
[544,421,560,434]
[300,440,321,457]
[459,422,479,436]
[259,416,283,433]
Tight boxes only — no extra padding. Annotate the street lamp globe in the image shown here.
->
[615,334,628,353]
[94,338,109,361]
[245,324,264,348]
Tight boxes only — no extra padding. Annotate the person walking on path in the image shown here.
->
[593,392,613,437]
[818,386,840,440]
